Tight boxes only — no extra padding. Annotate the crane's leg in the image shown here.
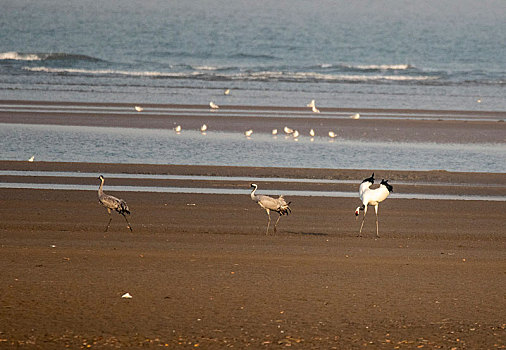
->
[105,209,112,232]
[359,205,367,237]
[265,209,271,235]
[122,214,133,232]
[274,214,282,233]
[374,204,380,238]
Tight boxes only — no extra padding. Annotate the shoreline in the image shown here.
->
[1,161,505,200]
[2,159,505,179]
[1,104,505,348]
[3,99,506,115]
[1,161,505,240]
[1,100,505,144]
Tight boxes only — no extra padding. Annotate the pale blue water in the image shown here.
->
[1,170,504,200]
[0,0,505,110]
[1,1,505,172]
[1,123,505,173]
[1,182,505,202]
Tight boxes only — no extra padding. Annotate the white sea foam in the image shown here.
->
[193,65,219,71]
[0,51,42,61]
[346,64,413,70]
[242,71,436,82]
[23,66,189,77]
[22,66,438,82]
[319,63,413,70]
[2,52,100,62]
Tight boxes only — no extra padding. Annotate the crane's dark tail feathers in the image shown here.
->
[117,200,131,215]
[279,201,292,216]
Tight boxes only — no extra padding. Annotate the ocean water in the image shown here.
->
[1,123,505,173]
[0,0,505,110]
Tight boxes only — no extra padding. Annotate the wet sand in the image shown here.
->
[1,160,505,349]
[1,100,505,144]
[0,101,505,348]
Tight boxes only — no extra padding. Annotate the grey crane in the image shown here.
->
[97,175,132,232]
[250,183,291,234]
[354,173,393,238]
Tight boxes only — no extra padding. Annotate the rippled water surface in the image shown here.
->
[1,0,505,110]
[1,182,504,202]
[1,123,504,173]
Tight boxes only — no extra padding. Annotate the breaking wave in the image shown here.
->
[348,64,414,70]
[319,63,414,71]
[0,51,102,62]
[23,67,183,77]
[23,66,439,84]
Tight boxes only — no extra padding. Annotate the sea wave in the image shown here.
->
[0,51,102,62]
[230,53,279,60]
[239,71,437,83]
[0,52,41,61]
[192,65,219,71]
[351,64,414,70]
[319,63,414,71]
[23,67,183,77]
[23,66,440,84]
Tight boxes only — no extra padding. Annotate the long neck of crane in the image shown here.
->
[98,178,104,196]
[250,186,258,201]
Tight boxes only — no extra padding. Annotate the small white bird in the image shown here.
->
[350,113,360,120]
[309,129,315,137]
[174,125,182,133]
[121,293,133,299]
[312,105,320,113]
[209,101,219,109]
[328,131,337,138]
[307,99,316,108]
[200,124,208,132]
[292,130,300,138]
[272,129,278,135]
[28,155,35,162]
[245,129,253,137]
[134,106,143,112]
[224,89,230,95]
[284,126,294,134]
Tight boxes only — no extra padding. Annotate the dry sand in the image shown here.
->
[0,101,505,348]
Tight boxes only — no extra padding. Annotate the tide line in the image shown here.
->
[1,182,504,201]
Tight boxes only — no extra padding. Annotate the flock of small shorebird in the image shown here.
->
[97,172,393,238]
[134,95,361,140]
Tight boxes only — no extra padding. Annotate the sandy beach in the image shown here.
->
[1,101,505,348]
[1,160,505,349]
